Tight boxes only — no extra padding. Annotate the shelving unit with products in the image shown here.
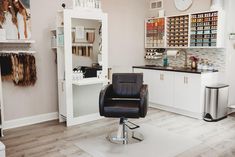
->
[190,11,220,47]
[145,18,165,48]
[144,10,225,49]
[71,27,96,57]
[166,15,189,48]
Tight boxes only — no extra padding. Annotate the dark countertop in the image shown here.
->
[133,65,218,74]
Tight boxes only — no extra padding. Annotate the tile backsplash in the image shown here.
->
[145,48,226,71]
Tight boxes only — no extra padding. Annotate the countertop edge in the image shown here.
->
[132,66,219,74]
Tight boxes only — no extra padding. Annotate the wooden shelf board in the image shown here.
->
[72,43,93,46]
[0,51,36,54]
[189,46,220,49]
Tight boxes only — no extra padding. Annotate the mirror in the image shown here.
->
[71,18,102,118]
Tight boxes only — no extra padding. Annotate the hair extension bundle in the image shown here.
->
[0,53,37,86]
[11,54,19,84]
[29,55,37,85]
[0,54,13,81]
[12,54,37,86]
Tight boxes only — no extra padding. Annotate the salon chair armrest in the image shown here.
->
[139,84,148,117]
[99,84,113,116]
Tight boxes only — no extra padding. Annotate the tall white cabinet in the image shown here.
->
[53,8,108,126]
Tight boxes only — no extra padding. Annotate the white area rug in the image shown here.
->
[75,124,201,157]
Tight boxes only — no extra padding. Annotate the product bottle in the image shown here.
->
[163,54,168,67]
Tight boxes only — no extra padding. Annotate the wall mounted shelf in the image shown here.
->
[145,17,165,48]
[72,43,93,46]
[0,51,36,54]
[167,15,189,48]
[145,10,225,49]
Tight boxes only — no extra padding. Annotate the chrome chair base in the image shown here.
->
[107,118,144,145]
[107,131,144,144]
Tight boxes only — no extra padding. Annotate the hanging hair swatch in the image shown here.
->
[0,53,37,86]
[0,54,13,81]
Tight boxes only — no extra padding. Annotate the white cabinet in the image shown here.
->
[174,73,201,113]
[133,68,174,107]
[153,71,174,107]
[133,68,218,119]
[134,68,155,102]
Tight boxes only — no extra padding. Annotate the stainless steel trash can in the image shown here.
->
[204,84,229,122]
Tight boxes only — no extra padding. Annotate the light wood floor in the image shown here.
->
[1,108,235,157]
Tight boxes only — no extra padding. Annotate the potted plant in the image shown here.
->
[189,56,199,69]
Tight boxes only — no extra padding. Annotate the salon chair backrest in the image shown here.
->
[112,73,143,98]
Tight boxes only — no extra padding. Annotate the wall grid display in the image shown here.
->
[190,11,218,47]
[167,15,189,47]
[144,10,225,49]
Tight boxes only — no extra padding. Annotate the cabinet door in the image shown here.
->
[134,68,174,106]
[174,73,201,113]
[153,71,174,107]
[133,68,155,102]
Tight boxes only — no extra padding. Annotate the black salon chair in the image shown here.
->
[99,73,148,144]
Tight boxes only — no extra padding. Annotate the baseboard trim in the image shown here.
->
[4,112,59,130]
[150,103,203,120]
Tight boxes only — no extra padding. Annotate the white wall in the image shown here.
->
[148,0,211,17]
[3,0,72,121]
[224,0,235,106]
[102,0,148,73]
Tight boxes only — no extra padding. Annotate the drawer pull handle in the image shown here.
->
[160,74,164,80]
[62,82,64,92]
